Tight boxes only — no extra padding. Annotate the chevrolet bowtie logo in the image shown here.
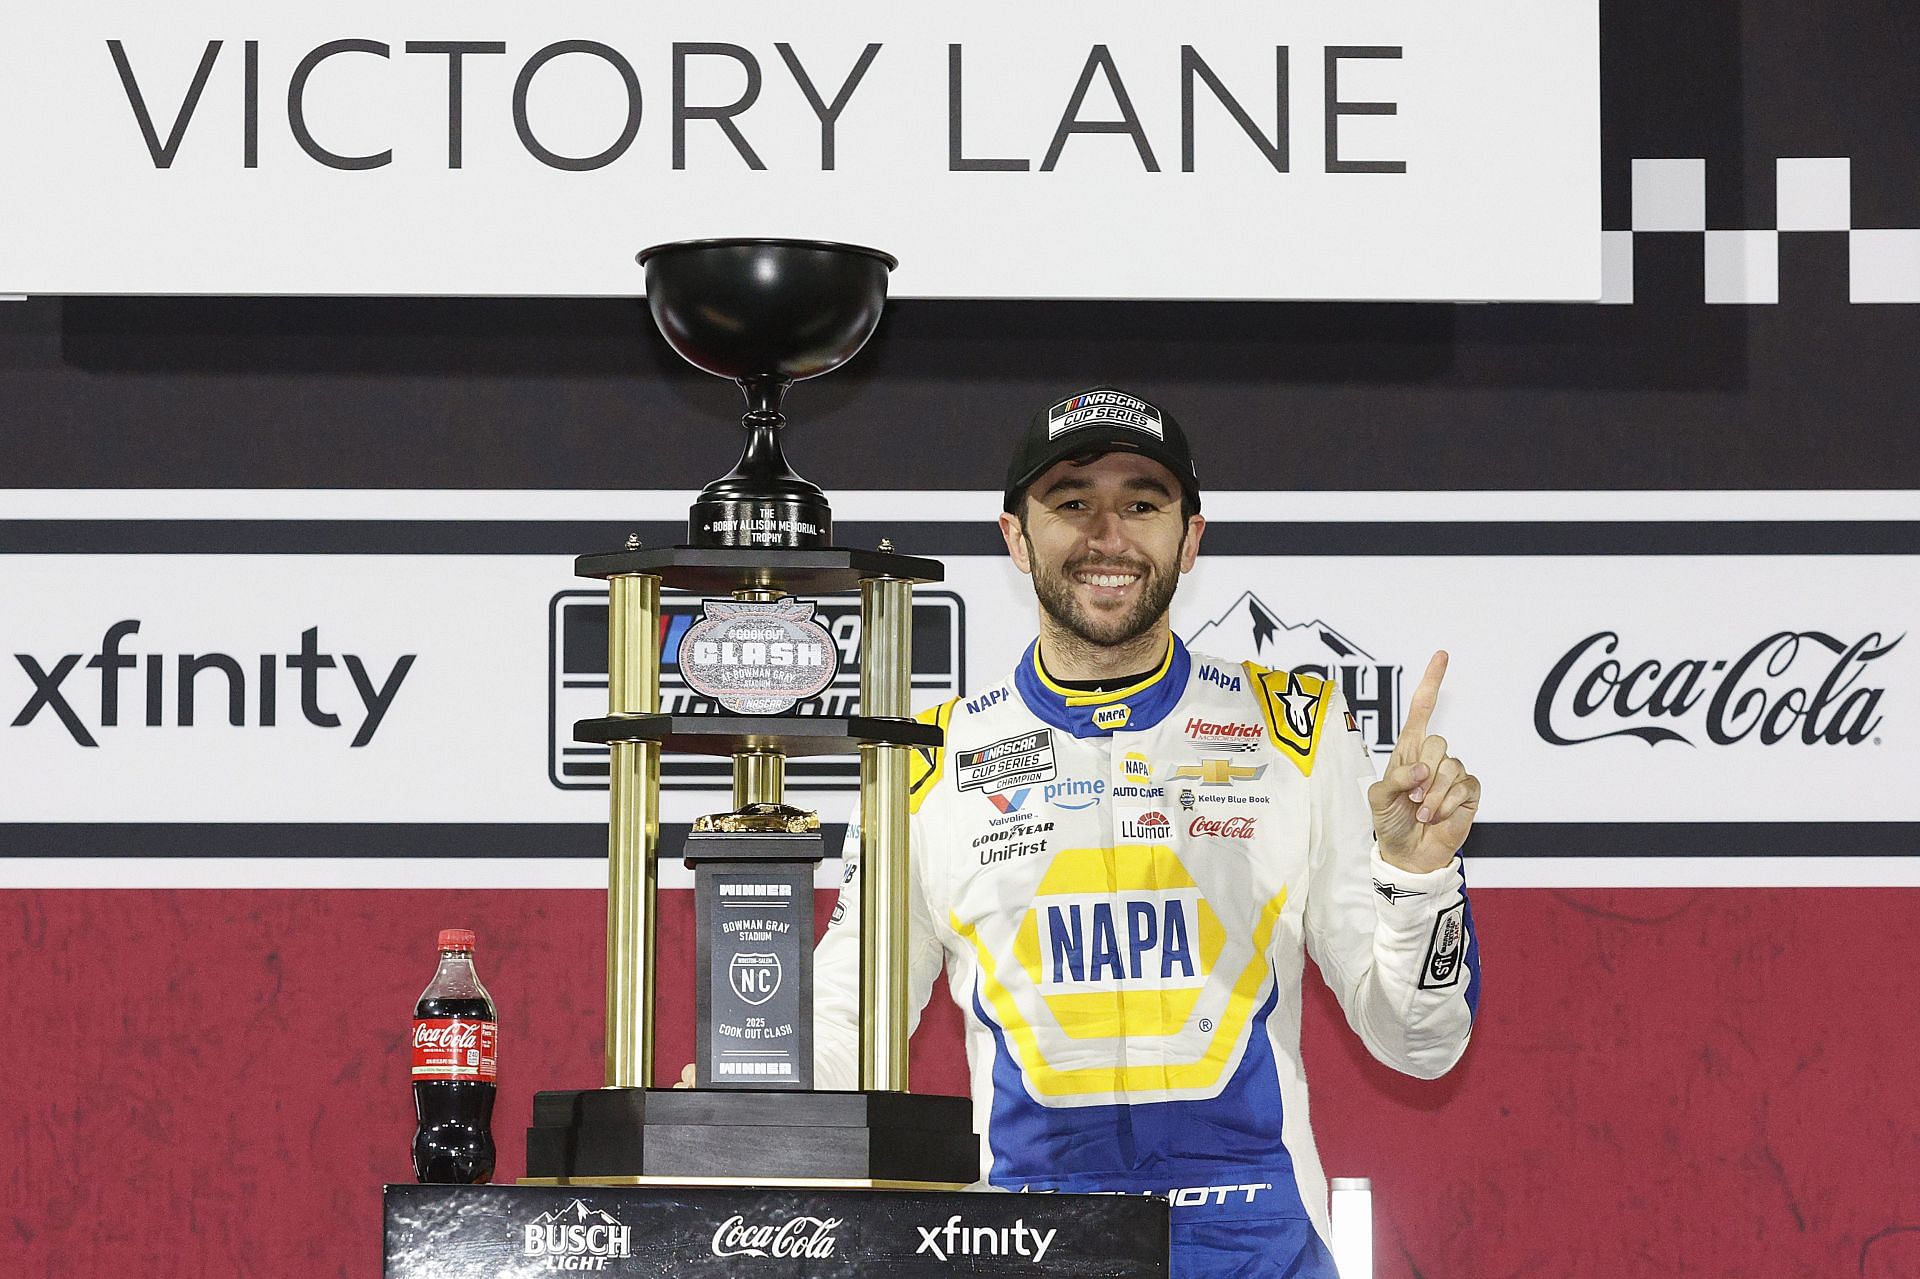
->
[1168,759,1268,785]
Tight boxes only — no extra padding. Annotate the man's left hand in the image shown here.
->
[1368,651,1481,875]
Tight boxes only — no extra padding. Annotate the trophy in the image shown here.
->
[524,239,979,1189]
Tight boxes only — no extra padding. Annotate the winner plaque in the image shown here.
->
[524,240,979,1189]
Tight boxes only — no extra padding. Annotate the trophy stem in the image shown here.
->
[738,373,791,422]
[605,573,662,1090]
[733,749,786,808]
[858,575,915,1092]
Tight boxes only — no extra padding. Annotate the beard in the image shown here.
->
[1026,538,1184,650]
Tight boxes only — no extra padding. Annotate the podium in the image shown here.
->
[384,1184,1169,1277]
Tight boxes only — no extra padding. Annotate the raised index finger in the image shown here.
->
[1394,650,1450,759]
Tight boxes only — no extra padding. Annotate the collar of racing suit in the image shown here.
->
[1012,634,1192,738]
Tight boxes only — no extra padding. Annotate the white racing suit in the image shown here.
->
[815,637,1480,1277]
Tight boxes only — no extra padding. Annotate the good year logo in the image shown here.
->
[1535,630,1901,747]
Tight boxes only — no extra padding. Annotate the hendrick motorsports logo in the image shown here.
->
[524,1199,632,1271]
[1535,630,1900,747]
[549,590,965,791]
[1184,592,1403,754]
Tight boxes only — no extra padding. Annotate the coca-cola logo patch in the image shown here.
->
[1189,815,1257,840]
[411,1018,498,1082]
[1535,630,1900,747]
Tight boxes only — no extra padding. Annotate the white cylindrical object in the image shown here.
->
[1328,1177,1373,1279]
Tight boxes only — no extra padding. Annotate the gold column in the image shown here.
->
[733,749,786,807]
[858,575,913,1092]
[605,573,661,1090]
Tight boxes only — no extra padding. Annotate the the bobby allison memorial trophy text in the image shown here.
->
[382,240,1168,1276]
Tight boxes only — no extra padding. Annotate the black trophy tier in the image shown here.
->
[637,238,897,551]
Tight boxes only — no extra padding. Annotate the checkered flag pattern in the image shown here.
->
[1607,158,1920,304]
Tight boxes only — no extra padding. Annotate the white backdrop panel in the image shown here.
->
[0,2,1600,298]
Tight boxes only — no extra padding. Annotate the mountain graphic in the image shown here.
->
[1184,591,1377,667]
[530,1199,623,1228]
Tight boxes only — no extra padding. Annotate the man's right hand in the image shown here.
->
[673,1063,696,1089]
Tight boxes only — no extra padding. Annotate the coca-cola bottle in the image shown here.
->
[411,928,497,1184]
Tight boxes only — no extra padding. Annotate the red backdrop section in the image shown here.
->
[6,886,1918,1278]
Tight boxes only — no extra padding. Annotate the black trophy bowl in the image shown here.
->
[637,238,897,549]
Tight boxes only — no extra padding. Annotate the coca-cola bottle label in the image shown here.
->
[411,1019,499,1082]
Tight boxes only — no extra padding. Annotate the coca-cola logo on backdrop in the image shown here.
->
[1535,631,1902,747]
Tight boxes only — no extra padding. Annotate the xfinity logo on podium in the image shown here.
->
[915,1215,1057,1264]
[1535,630,1901,747]
[8,619,414,748]
[549,590,964,791]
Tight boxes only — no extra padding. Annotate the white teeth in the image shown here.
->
[1080,573,1137,588]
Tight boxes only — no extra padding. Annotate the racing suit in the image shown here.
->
[815,636,1480,1277]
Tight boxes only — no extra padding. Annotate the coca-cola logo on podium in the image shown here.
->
[1535,630,1902,747]
[710,1214,842,1259]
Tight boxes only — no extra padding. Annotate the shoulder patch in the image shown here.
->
[1242,661,1330,777]
[908,698,957,814]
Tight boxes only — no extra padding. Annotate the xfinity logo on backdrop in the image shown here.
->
[9,620,413,747]
[1185,591,1403,754]
[1535,630,1900,747]
[915,1215,1056,1264]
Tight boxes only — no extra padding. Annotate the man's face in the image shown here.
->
[999,451,1205,649]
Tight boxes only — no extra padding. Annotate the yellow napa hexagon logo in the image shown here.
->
[1012,846,1226,1040]
[954,843,1289,1097]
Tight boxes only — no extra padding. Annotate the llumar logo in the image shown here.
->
[1535,630,1900,746]
[524,1200,632,1271]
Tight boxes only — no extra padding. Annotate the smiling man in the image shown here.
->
[814,385,1483,1279]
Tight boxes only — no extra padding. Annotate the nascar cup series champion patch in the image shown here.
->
[677,598,839,714]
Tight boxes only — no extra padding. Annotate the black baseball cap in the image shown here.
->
[1003,386,1201,514]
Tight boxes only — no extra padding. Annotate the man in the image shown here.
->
[813,386,1481,1278]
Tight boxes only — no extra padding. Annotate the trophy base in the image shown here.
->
[524,1087,980,1186]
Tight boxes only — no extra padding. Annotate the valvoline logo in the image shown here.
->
[987,788,1032,815]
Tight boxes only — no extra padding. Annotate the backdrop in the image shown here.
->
[5,3,1920,1278]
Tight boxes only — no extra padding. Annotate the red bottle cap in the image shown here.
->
[436,928,476,953]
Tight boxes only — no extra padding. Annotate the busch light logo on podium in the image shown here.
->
[730,952,783,1006]
[678,598,839,714]
[523,1199,632,1271]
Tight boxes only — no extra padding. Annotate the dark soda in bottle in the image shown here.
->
[411,928,497,1184]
